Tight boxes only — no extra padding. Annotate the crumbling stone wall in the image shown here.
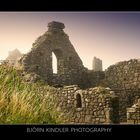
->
[127,98,140,124]
[105,59,140,122]
[105,59,140,90]
[47,85,119,124]
[86,70,105,87]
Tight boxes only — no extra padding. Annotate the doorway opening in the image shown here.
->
[52,52,57,74]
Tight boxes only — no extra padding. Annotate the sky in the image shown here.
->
[0,12,140,70]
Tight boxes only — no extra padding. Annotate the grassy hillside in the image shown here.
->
[0,64,60,124]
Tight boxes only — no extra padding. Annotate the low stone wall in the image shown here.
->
[47,85,119,124]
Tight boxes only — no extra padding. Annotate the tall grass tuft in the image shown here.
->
[0,64,61,124]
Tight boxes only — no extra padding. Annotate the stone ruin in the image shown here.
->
[19,21,104,88]
[92,56,103,71]
[0,48,22,66]
[6,48,22,61]
[16,21,140,124]
[20,21,85,86]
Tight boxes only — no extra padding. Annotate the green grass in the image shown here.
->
[0,64,61,124]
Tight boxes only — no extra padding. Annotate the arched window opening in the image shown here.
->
[52,52,57,74]
[76,94,82,108]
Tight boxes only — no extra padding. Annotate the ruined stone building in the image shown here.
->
[19,21,104,88]
[18,21,140,124]
[49,59,140,124]
[92,56,103,71]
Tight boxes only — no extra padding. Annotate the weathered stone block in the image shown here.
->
[85,115,92,123]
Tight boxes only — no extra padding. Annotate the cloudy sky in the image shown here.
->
[0,12,140,70]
